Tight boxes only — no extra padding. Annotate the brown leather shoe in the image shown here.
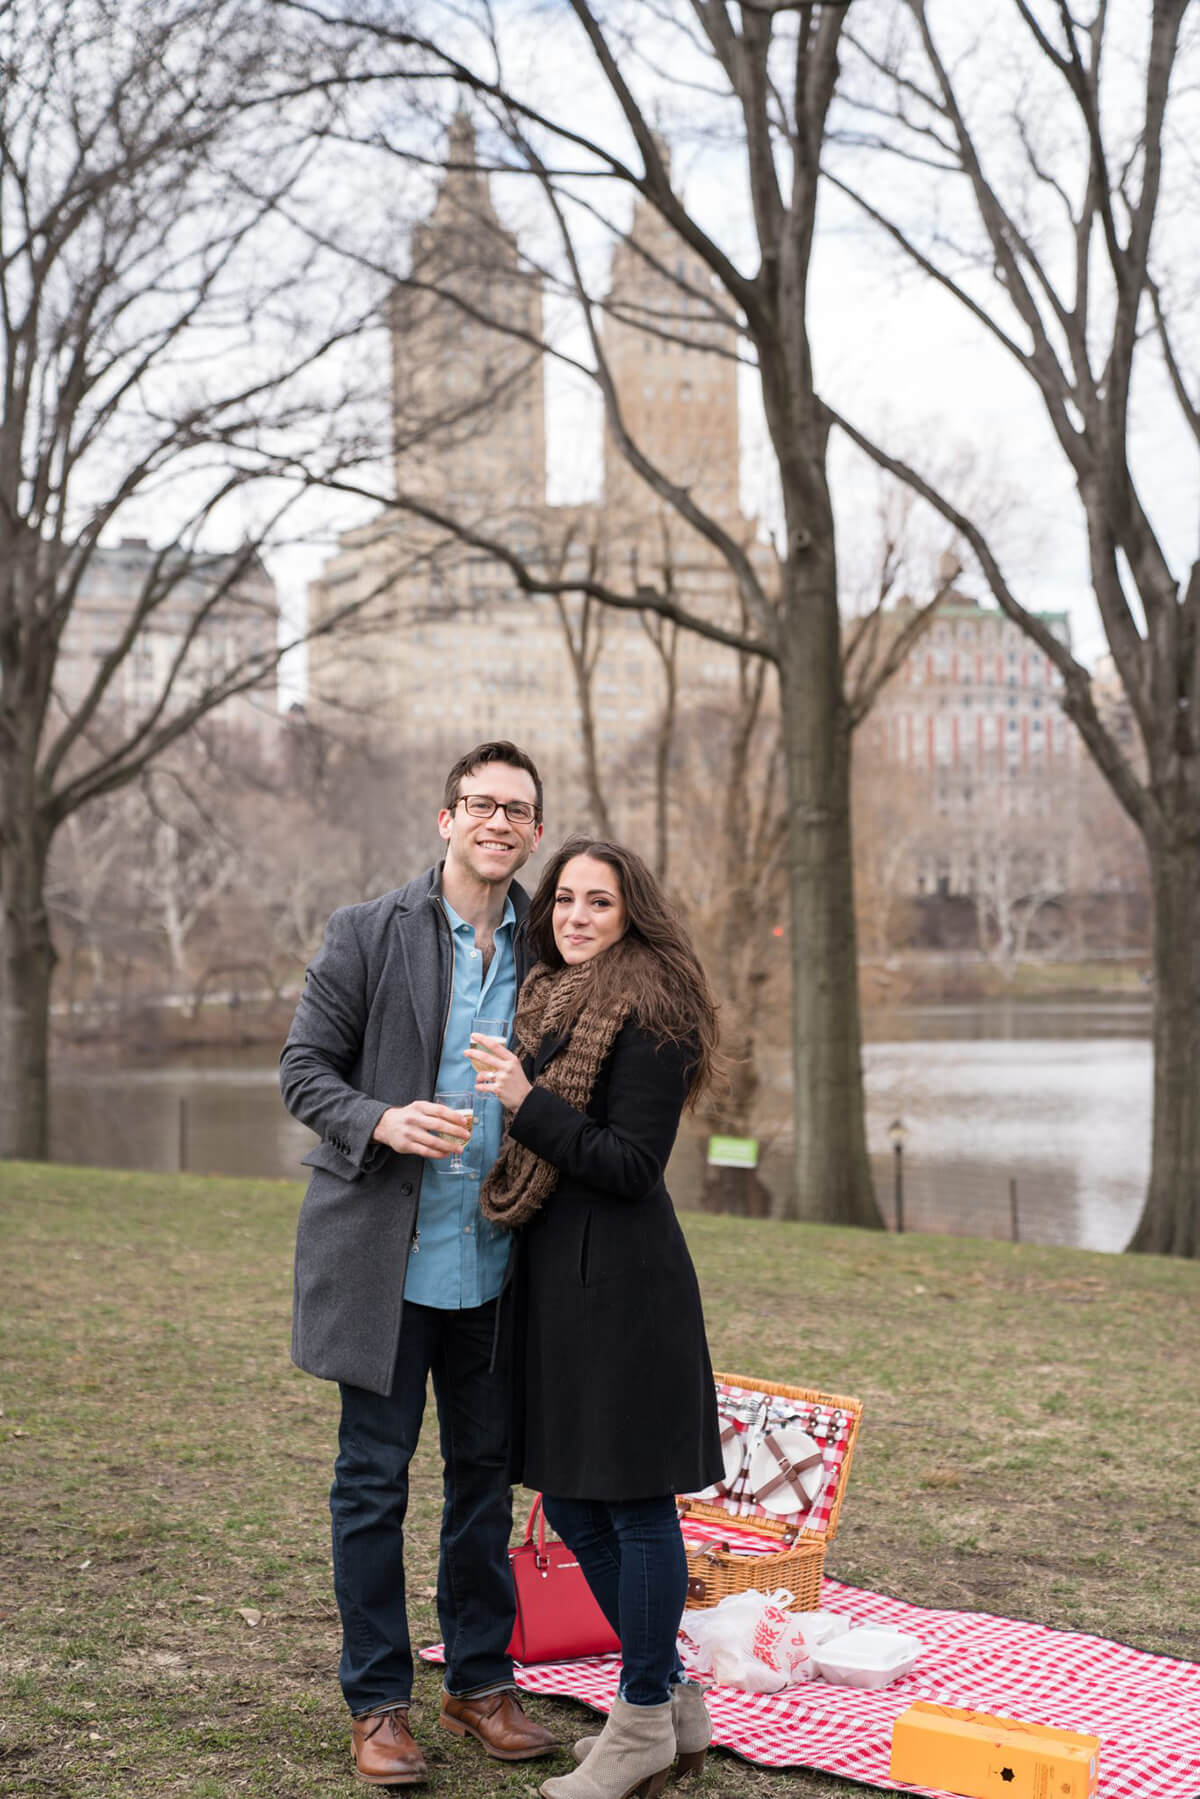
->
[351,1709,428,1785]
[439,1688,557,1761]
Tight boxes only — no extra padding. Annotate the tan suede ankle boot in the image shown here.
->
[572,1681,709,1782]
[543,1695,674,1798]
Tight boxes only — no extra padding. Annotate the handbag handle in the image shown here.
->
[520,1493,550,1568]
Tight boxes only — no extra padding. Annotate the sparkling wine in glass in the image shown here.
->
[467,1017,510,1098]
[432,1090,475,1174]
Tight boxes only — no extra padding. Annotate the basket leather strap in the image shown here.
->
[711,1420,748,1499]
[754,1434,824,1507]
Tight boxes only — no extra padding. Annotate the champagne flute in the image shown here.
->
[467,1017,510,1099]
[432,1090,475,1174]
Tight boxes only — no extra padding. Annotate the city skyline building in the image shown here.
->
[393,110,547,520]
[305,113,1107,914]
[55,536,280,745]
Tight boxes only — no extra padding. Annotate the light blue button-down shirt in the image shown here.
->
[403,893,516,1309]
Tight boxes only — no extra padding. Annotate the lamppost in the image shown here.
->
[888,1118,908,1234]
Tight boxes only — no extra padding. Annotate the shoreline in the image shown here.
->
[47,956,1152,1062]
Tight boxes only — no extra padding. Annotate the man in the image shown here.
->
[280,741,556,1785]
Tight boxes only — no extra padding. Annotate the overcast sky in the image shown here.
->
[269,0,1198,699]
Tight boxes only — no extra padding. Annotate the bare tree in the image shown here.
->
[550,577,616,839]
[556,571,789,1210]
[674,674,790,1217]
[135,773,241,996]
[0,0,382,1157]
[966,816,1066,975]
[45,789,141,1019]
[830,0,1199,1252]
[283,0,963,1226]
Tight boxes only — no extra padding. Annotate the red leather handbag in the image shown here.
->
[508,1494,621,1664]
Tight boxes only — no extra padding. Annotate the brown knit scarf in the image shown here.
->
[478,947,644,1229]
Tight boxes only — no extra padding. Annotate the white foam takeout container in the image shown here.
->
[812,1627,922,1690]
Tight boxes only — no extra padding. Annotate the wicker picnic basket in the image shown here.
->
[677,1371,863,1614]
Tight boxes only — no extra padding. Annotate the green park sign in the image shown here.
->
[706,1135,759,1169]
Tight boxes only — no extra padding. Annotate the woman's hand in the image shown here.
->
[466,1034,532,1111]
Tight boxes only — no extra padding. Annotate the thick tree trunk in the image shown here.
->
[779,639,882,1227]
[1127,832,1200,1256]
[0,822,56,1161]
[700,1160,773,1217]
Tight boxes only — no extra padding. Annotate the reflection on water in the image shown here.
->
[864,997,1151,1043]
[863,1037,1150,1252]
[50,1061,315,1184]
[48,1001,1153,1253]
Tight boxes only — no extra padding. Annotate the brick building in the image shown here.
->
[859,592,1077,897]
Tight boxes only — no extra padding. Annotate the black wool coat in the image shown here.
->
[505,1016,723,1502]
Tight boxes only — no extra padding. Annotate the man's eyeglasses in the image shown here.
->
[454,794,541,826]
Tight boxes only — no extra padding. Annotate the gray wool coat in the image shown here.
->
[279,864,532,1395]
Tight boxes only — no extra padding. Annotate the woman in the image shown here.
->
[468,837,723,1799]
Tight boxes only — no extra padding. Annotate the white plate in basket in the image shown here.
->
[691,1424,750,1502]
[746,1426,825,1516]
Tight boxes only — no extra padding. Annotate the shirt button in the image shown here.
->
[463,1225,473,1234]
[470,949,478,958]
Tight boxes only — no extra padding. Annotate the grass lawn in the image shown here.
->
[1,1162,1197,1798]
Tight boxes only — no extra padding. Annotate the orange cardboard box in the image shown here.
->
[889,1702,1100,1799]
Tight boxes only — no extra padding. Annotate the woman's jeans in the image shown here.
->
[541,1493,687,1706]
[330,1298,516,1715]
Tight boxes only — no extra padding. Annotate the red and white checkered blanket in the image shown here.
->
[423,1523,1200,1797]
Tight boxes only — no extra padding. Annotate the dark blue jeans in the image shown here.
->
[330,1298,516,1715]
[541,1494,687,1706]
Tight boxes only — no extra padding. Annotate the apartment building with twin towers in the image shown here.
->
[306,112,774,834]
[307,112,1081,897]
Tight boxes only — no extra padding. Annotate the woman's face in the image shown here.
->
[552,854,628,964]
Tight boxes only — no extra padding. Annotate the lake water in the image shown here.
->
[48,999,1153,1253]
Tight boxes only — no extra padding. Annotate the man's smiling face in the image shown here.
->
[438,761,543,888]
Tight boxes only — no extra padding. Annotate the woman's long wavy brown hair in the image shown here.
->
[523,837,720,1104]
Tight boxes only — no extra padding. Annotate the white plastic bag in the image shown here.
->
[679,1589,816,1691]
